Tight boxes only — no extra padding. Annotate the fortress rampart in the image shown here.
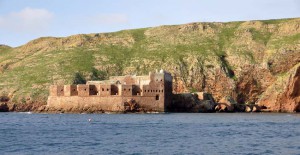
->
[47,70,172,112]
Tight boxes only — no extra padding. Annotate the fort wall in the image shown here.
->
[47,70,172,112]
[47,95,164,112]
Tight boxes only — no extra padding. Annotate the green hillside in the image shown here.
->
[0,18,299,106]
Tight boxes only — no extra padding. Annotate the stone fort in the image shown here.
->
[47,70,172,112]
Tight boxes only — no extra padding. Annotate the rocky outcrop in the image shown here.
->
[235,65,275,104]
[257,64,300,112]
[171,93,262,113]
[170,92,217,112]
[6,102,45,112]
[215,96,236,112]
[197,100,217,112]
[171,93,199,112]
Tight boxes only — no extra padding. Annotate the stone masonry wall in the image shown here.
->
[47,96,165,112]
[47,71,171,112]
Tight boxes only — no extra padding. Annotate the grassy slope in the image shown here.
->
[0,18,299,103]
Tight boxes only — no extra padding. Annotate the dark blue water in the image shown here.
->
[1,113,300,155]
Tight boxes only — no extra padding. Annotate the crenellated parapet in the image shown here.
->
[64,85,77,96]
[98,84,111,96]
[50,85,64,96]
[50,70,172,98]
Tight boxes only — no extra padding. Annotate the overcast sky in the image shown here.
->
[0,0,299,47]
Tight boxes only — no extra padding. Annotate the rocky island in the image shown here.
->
[0,18,299,113]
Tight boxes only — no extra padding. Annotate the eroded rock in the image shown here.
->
[257,64,300,112]
[215,96,237,112]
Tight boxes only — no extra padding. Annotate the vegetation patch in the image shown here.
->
[249,28,272,45]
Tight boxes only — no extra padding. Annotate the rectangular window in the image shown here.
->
[156,95,159,100]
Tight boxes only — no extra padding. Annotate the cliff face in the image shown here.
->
[0,18,299,112]
[257,64,300,112]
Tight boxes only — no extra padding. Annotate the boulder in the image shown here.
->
[245,105,252,112]
[252,105,261,112]
[216,96,237,112]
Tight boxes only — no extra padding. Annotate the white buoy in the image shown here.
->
[88,118,92,122]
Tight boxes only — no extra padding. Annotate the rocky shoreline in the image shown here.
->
[0,93,292,114]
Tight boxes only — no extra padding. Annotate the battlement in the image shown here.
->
[50,70,172,98]
[49,83,165,97]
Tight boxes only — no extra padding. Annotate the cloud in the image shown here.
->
[0,7,53,33]
[90,13,129,25]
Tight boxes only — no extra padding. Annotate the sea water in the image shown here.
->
[0,113,300,155]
